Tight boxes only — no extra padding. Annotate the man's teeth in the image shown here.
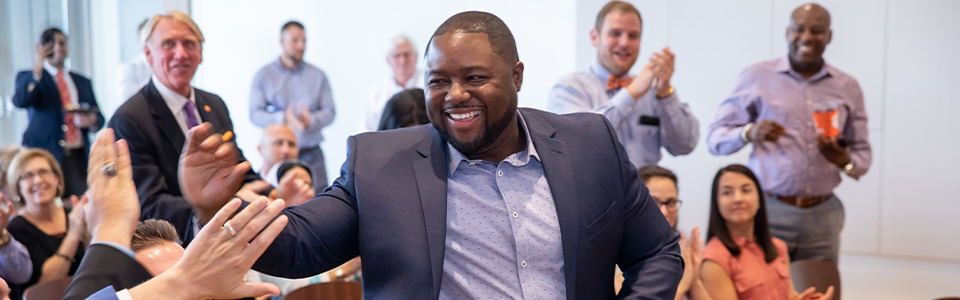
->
[799,45,813,52]
[450,111,481,120]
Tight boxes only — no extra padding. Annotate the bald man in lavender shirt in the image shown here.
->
[707,3,871,264]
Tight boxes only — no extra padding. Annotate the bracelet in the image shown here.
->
[54,252,75,263]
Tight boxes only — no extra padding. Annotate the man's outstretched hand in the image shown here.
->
[179,122,251,224]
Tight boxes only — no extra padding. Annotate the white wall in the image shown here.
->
[575,0,960,262]
[190,0,576,180]
[68,0,958,263]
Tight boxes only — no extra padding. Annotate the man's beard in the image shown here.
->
[434,109,515,156]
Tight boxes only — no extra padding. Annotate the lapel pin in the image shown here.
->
[204,105,211,112]
[222,130,234,142]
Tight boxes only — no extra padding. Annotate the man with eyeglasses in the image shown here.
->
[615,166,711,300]
[362,34,424,132]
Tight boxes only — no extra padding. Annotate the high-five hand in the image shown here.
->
[179,122,251,224]
[85,129,140,247]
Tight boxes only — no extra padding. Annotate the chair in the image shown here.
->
[23,276,73,300]
[284,282,362,300]
[790,259,841,300]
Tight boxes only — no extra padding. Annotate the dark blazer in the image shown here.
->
[253,108,683,299]
[62,244,152,300]
[108,80,260,240]
[13,69,104,162]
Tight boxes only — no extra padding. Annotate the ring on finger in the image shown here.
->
[224,221,238,236]
[101,163,118,178]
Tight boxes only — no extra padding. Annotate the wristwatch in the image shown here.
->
[842,160,856,175]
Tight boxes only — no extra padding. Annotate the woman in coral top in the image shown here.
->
[700,165,833,300]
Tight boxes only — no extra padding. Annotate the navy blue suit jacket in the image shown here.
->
[108,80,260,241]
[253,108,683,299]
[13,70,104,162]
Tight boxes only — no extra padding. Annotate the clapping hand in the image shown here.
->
[179,123,251,224]
[626,63,656,100]
[749,119,786,142]
[792,286,835,300]
[650,47,675,98]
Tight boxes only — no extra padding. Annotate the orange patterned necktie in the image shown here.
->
[56,72,79,145]
[606,74,633,91]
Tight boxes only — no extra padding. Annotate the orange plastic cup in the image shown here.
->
[812,110,839,138]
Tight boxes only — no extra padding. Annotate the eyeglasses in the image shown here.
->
[19,168,54,182]
[655,198,683,212]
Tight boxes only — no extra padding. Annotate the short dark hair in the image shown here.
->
[595,1,643,32]
[40,27,65,45]
[281,20,305,34]
[638,165,677,190]
[378,88,429,131]
[131,219,181,252]
[425,11,518,65]
[706,164,779,263]
[276,160,313,184]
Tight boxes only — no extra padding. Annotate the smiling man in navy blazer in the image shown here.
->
[182,11,682,299]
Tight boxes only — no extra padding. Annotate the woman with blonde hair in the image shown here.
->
[5,148,87,299]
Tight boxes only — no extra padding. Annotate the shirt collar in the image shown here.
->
[447,111,541,176]
[43,60,67,77]
[152,74,196,110]
[590,60,630,82]
[275,58,305,73]
[776,55,832,82]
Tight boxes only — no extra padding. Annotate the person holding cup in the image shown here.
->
[705,3,872,265]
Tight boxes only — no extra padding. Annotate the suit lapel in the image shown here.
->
[144,80,187,153]
[194,93,215,128]
[522,109,580,299]
[411,126,449,297]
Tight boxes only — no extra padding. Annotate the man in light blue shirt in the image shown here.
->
[547,1,698,168]
[250,21,335,190]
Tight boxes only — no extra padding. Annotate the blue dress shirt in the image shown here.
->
[249,59,336,147]
[439,113,566,299]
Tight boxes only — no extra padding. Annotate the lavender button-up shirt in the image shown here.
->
[439,112,565,299]
[547,61,699,168]
[0,237,32,284]
[249,59,336,147]
[707,56,872,196]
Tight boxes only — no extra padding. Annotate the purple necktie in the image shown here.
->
[183,101,200,129]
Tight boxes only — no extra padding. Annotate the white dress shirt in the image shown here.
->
[151,75,201,135]
[116,54,153,101]
[362,69,423,131]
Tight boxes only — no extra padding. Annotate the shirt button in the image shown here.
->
[61,125,68,131]
[58,140,66,147]
[498,171,503,176]
[520,260,527,267]
[808,122,813,127]
[512,211,518,218]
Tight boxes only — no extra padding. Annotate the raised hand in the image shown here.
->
[178,122,251,224]
[85,129,140,247]
[130,198,289,300]
[274,171,314,207]
[33,42,53,77]
[650,47,675,98]
[0,195,17,230]
[626,63,656,100]
[749,119,786,142]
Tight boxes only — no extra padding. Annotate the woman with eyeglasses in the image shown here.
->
[615,166,711,300]
[700,164,833,300]
[4,148,87,299]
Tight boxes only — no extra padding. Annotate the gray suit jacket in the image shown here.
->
[253,108,682,299]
